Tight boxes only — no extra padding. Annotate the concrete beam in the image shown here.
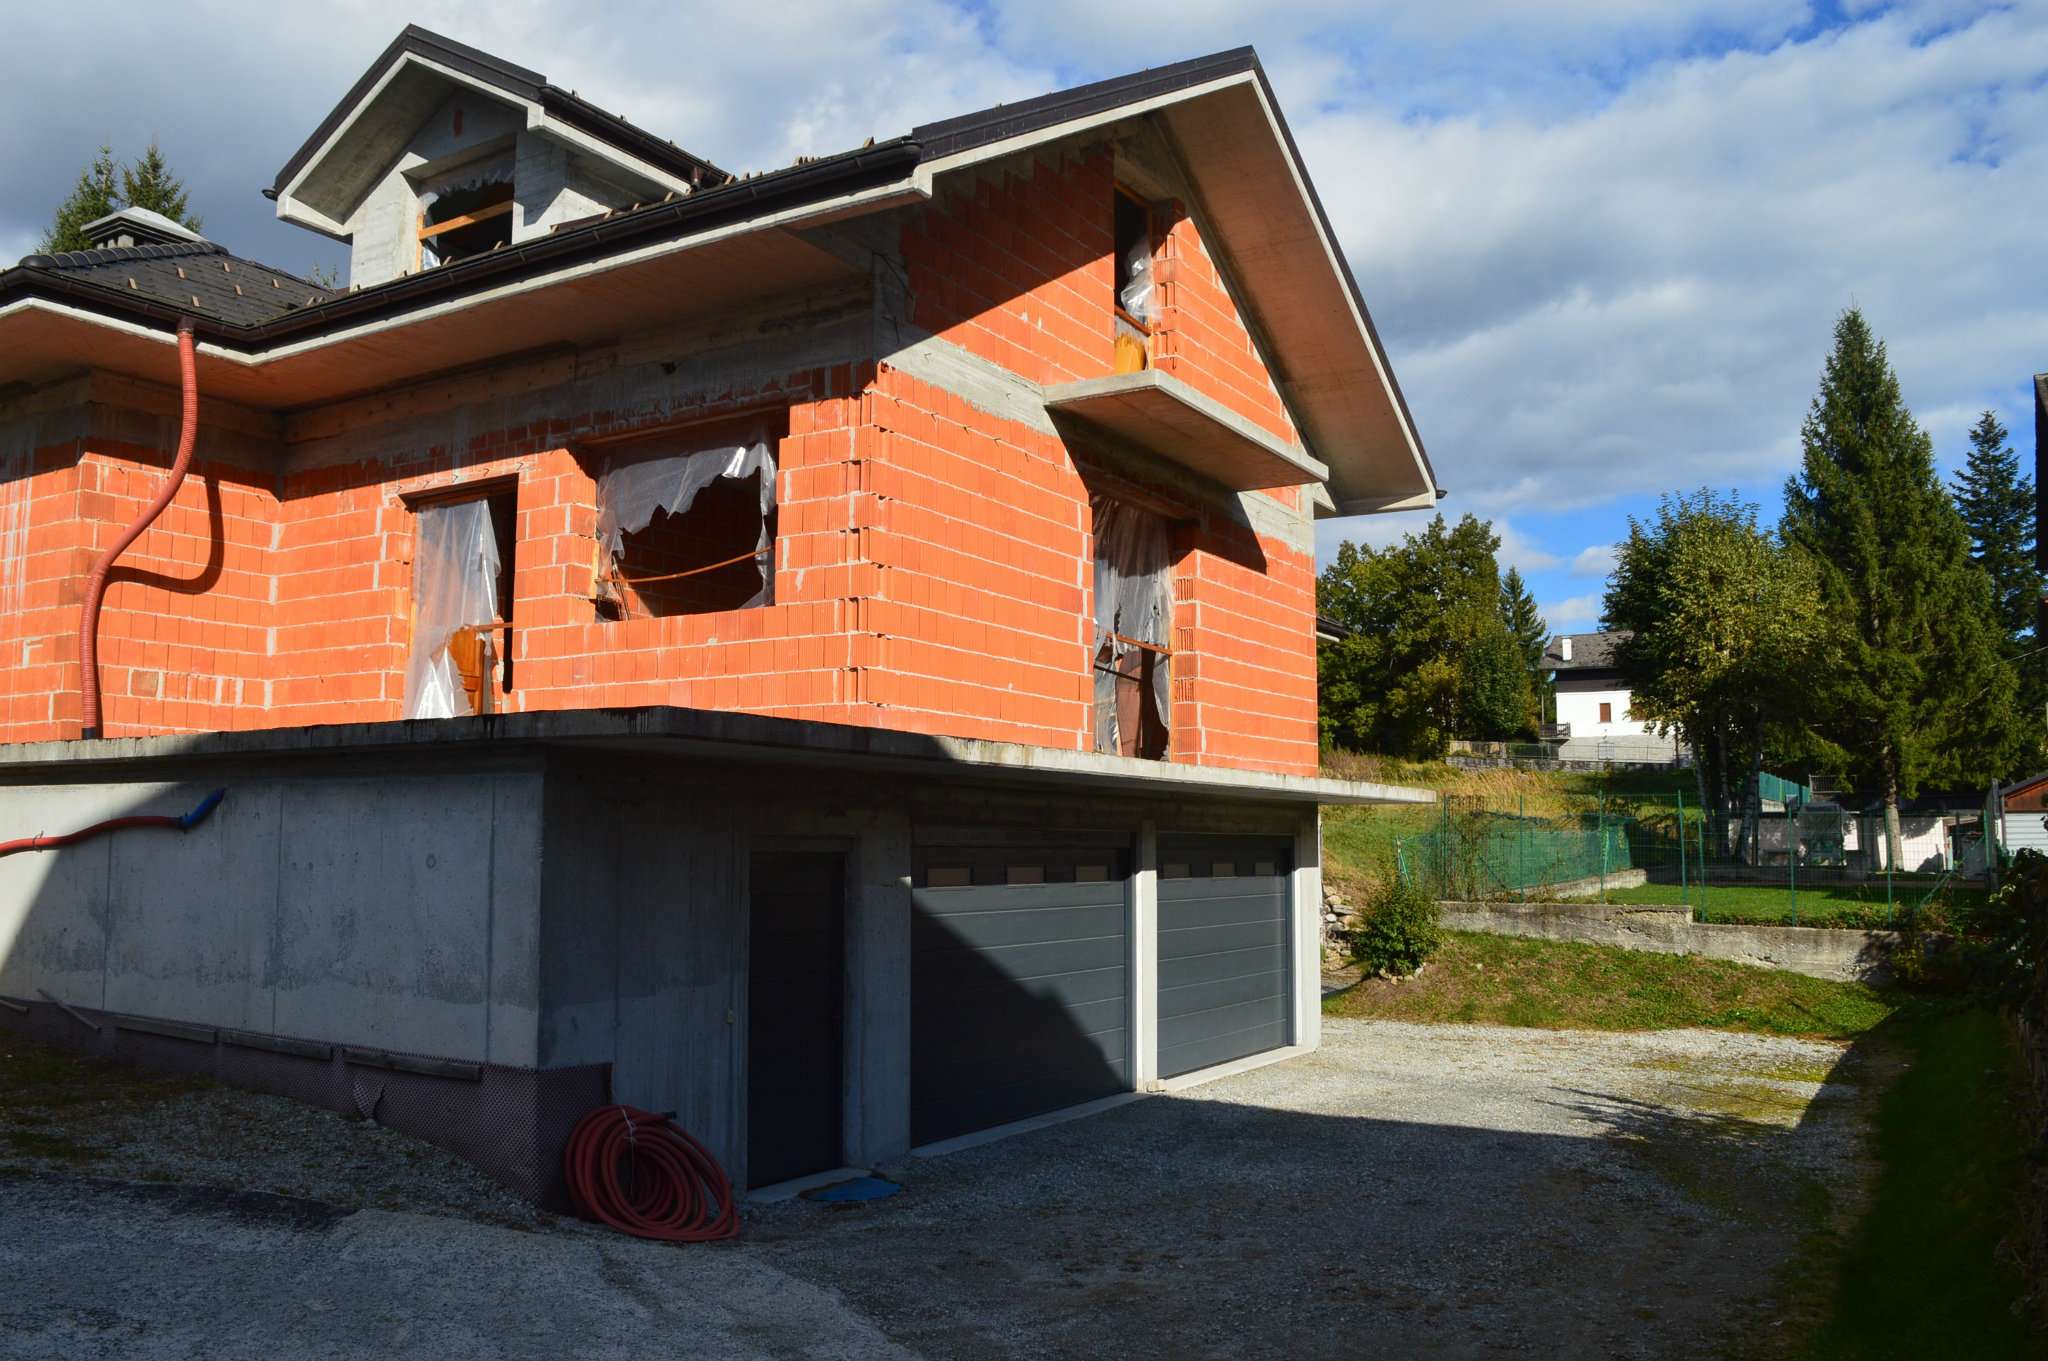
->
[0,706,1434,808]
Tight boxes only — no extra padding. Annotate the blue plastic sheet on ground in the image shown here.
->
[800,1175,901,1204]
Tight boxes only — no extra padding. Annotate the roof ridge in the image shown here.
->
[21,240,225,270]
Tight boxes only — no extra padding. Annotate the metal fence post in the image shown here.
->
[1788,796,1798,926]
[1599,794,1608,901]
[1676,789,1688,910]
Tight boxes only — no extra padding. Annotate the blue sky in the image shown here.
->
[2,0,2043,634]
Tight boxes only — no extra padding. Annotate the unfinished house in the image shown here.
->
[0,28,1437,1200]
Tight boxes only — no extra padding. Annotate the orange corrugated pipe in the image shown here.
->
[78,318,200,739]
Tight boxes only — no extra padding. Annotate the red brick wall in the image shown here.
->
[0,142,1321,775]
[0,432,275,742]
[1150,205,1296,447]
[902,149,1117,386]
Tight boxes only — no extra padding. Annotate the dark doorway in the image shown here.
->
[747,851,845,1189]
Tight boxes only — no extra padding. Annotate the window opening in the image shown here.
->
[403,490,515,719]
[1112,188,1154,373]
[592,424,778,619]
[1092,496,1173,760]
[417,154,515,268]
[1599,701,1613,724]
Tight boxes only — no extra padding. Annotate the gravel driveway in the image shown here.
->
[2,1018,1885,1360]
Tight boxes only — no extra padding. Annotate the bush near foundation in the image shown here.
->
[1350,868,1443,978]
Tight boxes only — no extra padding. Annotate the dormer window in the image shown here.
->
[417,154,514,268]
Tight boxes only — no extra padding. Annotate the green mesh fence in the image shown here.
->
[1399,803,1632,901]
[1391,790,1990,928]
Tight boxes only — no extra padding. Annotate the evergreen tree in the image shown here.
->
[119,141,200,233]
[1951,410,2036,642]
[38,141,202,255]
[1317,514,1533,756]
[1499,566,1549,730]
[39,145,119,254]
[1781,309,2018,866]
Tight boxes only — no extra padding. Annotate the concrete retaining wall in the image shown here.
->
[0,760,545,1066]
[1438,900,1895,983]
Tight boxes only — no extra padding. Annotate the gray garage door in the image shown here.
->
[1157,835,1294,1079]
[911,844,1130,1146]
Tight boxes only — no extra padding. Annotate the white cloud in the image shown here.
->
[1493,520,1562,576]
[1541,593,1606,632]
[1572,544,1617,578]
[0,1,2040,539]
[1299,6,2048,513]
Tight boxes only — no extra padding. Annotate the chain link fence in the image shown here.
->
[1395,787,1994,928]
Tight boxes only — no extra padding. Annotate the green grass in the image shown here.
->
[1324,931,1897,1039]
[1798,1006,2037,1359]
[1604,880,1989,930]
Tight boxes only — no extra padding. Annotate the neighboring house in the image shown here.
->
[1541,631,1683,764]
[0,29,1437,1200]
[2001,772,2048,860]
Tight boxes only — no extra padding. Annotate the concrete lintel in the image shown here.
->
[0,707,1435,808]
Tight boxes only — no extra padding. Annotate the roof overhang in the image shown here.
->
[1044,370,1327,490]
[0,47,1432,499]
[0,707,1436,808]
[0,146,924,408]
[913,54,1435,516]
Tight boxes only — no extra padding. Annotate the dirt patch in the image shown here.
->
[0,1034,550,1229]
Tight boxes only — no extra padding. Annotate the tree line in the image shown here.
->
[1319,307,2039,870]
[1317,515,1551,754]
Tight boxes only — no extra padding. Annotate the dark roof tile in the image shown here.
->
[15,240,334,325]
[1543,630,1629,670]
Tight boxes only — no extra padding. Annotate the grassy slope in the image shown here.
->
[1605,881,1989,929]
[1320,755,1697,899]
[1324,931,1896,1039]
[1799,1007,2036,1360]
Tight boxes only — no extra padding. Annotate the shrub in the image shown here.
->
[1350,867,1443,977]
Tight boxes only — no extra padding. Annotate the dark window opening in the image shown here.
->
[1092,496,1173,761]
[1113,188,1153,372]
[607,475,776,619]
[441,489,517,706]
[401,485,517,719]
[420,180,513,267]
[589,415,785,622]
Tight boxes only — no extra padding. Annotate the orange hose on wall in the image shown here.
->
[78,319,200,740]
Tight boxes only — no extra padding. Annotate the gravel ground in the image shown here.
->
[1,1019,1890,1360]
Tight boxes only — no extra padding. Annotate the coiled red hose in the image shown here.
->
[563,1104,740,1242]
[79,318,201,739]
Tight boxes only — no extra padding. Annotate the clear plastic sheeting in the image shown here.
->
[416,152,514,215]
[402,498,501,720]
[595,435,777,607]
[1118,234,1155,325]
[1092,499,1174,755]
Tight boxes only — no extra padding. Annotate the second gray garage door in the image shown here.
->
[1157,835,1294,1079]
[910,844,1130,1145]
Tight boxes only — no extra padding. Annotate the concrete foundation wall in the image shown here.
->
[0,726,1330,1198]
[1438,899,1895,983]
[0,761,544,1065]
